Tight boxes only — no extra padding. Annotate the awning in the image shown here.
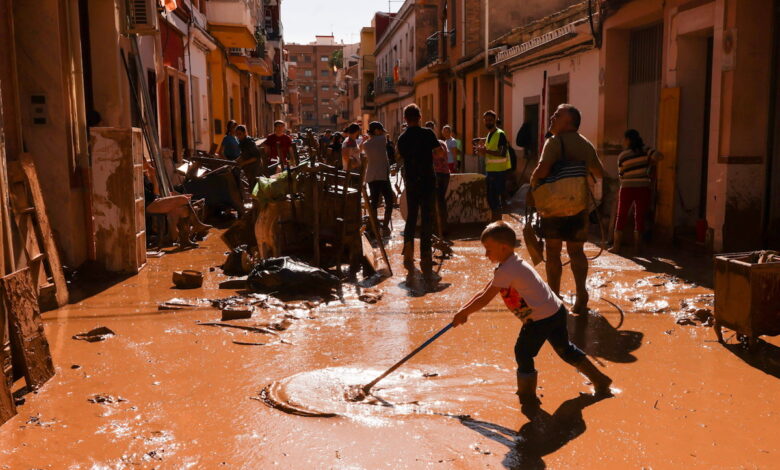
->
[228,55,251,71]
[208,23,257,49]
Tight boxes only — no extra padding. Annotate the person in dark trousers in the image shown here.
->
[425,121,451,237]
[362,121,394,234]
[477,111,511,221]
[452,221,612,413]
[396,104,446,284]
[611,129,663,255]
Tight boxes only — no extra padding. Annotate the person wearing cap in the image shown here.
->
[362,121,394,234]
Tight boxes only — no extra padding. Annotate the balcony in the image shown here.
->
[361,55,376,71]
[374,76,396,96]
[418,31,444,70]
[207,0,257,49]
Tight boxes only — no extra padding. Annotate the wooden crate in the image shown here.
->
[714,252,780,339]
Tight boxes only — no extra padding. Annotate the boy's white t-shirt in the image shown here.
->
[490,253,562,323]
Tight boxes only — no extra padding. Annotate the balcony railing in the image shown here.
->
[374,76,396,95]
[418,31,444,70]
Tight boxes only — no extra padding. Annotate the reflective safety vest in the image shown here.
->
[485,128,511,172]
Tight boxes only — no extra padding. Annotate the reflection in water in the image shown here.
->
[460,393,608,470]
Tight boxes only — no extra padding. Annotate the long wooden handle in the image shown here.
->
[363,323,453,392]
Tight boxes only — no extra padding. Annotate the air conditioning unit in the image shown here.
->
[123,0,158,35]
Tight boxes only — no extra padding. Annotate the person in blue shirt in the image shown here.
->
[217,119,240,160]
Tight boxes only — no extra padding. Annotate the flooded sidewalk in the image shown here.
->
[0,217,778,469]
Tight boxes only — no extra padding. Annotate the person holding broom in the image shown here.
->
[451,221,612,412]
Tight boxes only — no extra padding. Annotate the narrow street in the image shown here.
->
[0,215,777,469]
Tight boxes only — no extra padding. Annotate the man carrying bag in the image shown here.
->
[530,104,604,314]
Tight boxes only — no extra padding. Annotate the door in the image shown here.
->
[655,87,680,243]
[628,23,663,147]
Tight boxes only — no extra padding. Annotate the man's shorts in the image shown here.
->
[540,209,588,242]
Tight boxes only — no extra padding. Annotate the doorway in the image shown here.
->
[628,23,663,147]
[674,30,714,242]
[547,74,568,125]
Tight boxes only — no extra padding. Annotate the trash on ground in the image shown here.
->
[88,394,127,404]
[158,298,211,310]
[221,245,253,276]
[72,327,116,342]
[196,321,278,335]
[221,306,254,321]
[358,288,383,304]
[248,257,340,294]
[172,270,204,289]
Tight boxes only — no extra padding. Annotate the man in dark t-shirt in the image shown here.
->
[397,103,445,284]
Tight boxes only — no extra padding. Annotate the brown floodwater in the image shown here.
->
[0,214,778,469]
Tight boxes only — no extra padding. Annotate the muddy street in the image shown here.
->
[0,216,776,469]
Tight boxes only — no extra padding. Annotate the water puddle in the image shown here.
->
[261,365,509,425]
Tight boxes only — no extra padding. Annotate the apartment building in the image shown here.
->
[286,36,343,132]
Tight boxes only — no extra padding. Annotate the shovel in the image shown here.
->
[346,323,453,402]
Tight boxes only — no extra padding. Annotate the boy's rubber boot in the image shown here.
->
[609,230,623,254]
[402,242,415,272]
[516,371,541,414]
[574,358,613,397]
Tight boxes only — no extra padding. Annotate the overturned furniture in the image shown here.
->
[713,251,780,349]
[254,163,367,272]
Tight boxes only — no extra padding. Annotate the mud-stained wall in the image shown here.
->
[12,0,88,267]
[90,128,146,273]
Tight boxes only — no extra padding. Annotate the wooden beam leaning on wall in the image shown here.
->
[6,154,68,310]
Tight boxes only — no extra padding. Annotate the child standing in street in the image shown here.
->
[452,222,612,411]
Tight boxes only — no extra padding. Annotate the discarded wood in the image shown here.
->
[0,295,16,426]
[0,268,54,391]
[196,322,278,335]
[219,279,248,290]
[158,299,212,311]
[232,340,266,346]
[221,306,254,321]
[360,182,393,276]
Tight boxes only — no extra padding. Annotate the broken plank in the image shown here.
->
[0,301,16,426]
[19,153,68,307]
[0,268,54,391]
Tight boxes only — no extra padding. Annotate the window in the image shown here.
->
[321,98,329,104]
[320,55,329,62]
[322,113,330,119]
[303,85,313,92]
[304,70,313,77]
[322,85,329,91]
[320,70,329,77]
[303,55,311,63]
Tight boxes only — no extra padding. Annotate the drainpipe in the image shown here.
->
[484,0,489,69]
[186,12,196,153]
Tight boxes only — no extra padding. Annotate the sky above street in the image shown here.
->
[281,0,401,45]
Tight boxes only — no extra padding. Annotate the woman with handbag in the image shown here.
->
[530,104,604,314]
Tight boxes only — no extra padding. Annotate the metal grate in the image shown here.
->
[629,23,663,85]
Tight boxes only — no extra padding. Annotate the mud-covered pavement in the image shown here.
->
[1,216,779,469]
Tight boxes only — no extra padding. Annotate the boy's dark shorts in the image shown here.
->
[540,210,588,242]
[515,305,585,374]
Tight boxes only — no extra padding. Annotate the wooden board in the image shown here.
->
[655,87,680,243]
[0,268,54,391]
[0,298,16,426]
[19,153,68,306]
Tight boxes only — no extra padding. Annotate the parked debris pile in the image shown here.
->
[247,257,340,294]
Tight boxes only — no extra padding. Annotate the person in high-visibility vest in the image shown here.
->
[477,110,511,221]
